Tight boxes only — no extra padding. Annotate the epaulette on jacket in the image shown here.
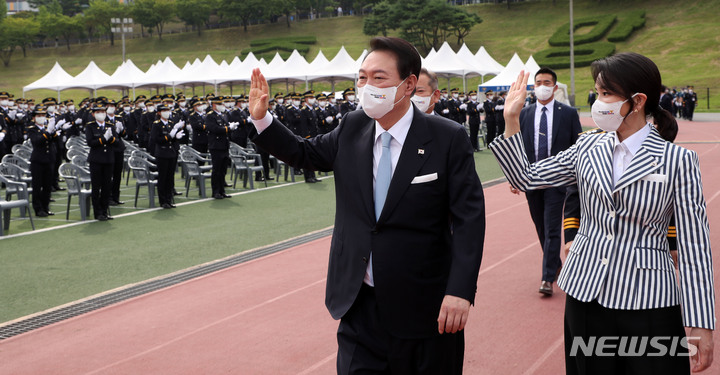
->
[579,128,605,136]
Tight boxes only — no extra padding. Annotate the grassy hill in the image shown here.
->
[0,0,718,110]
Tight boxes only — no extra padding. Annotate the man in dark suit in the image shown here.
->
[248,37,485,374]
[511,67,582,296]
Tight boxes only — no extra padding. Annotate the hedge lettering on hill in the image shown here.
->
[548,15,616,47]
[607,10,646,42]
[243,36,318,59]
[534,42,616,69]
[536,11,645,69]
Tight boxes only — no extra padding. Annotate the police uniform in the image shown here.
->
[300,91,320,183]
[41,97,66,192]
[127,95,146,143]
[466,90,482,151]
[494,91,506,137]
[446,88,463,124]
[482,90,498,144]
[27,106,57,217]
[189,99,209,156]
[104,99,127,205]
[339,88,357,116]
[85,105,118,221]
[205,96,232,199]
[140,95,161,151]
[150,104,182,208]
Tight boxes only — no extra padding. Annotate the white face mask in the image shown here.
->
[199,105,207,112]
[277,98,284,104]
[240,102,248,109]
[307,98,316,106]
[487,95,494,100]
[124,106,132,113]
[224,103,233,111]
[179,101,186,108]
[470,95,477,101]
[292,100,301,107]
[318,101,327,107]
[8,101,14,107]
[359,77,407,119]
[330,98,337,104]
[68,105,75,111]
[139,102,146,109]
[270,104,276,111]
[591,93,638,132]
[147,105,155,113]
[107,107,116,115]
[535,85,555,101]
[36,116,46,125]
[459,97,466,102]
[94,113,106,122]
[215,104,225,112]
[47,106,56,113]
[1,100,9,107]
[452,93,459,99]
[410,95,432,113]
[346,95,355,102]
[160,111,171,120]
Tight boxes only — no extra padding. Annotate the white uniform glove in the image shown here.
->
[16,112,24,119]
[336,113,342,119]
[442,108,450,114]
[175,120,185,129]
[8,110,16,120]
[116,121,124,132]
[228,122,239,130]
[477,104,483,111]
[47,122,56,134]
[0,132,5,142]
[57,119,69,129]
[459,103,467,110]
[175,130,185,139]
[55,129,62,136]
[169,128,178,138]
[325,116,333,123]
[103,128,112,141]
[75,118,83,124]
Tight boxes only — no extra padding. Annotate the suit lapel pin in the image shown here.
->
[418,149,425,155]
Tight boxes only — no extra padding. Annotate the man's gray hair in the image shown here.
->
[420,68,438,91]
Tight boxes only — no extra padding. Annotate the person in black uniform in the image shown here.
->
[0,92,10,158]
[494,91,507,137]
[189,98,209,156]
[61,99,83,138]
[28,106,58,217]
[150,104,184,208]
[140,95,160,152]
[40,97,67,192]
[482,89,497,144]
[127,95,146,143]
[446,88,462,124]
[316,93,337,134]
[226,96,250,147]
[104,99,127,206]
[685,85,698,121]
[339,88,357,116]
[272,93,286,124]
[466,90,483,151]
[300,90,320,183]
[205,96,235,199]
[85,104,118,221]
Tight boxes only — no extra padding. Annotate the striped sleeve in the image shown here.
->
[673,149,715,329]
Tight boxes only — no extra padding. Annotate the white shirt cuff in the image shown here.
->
[250,111,272,134]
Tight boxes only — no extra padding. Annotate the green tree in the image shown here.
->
[29,0,87,16]
[83,0,124,45]
[39,9,84,50]
[362,1,392,37]
[132,0,175,39]
[267,0,296,28]
[176,0,214,35]
[153,0,176,39]
[3,17,41,59]
[448,7,481,45]
[220,0,263,32]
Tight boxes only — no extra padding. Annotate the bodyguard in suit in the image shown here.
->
[511,67,582,296]
[205,96,235,199]
[248,37,485,374]
[492,53,714,374]
[27,107,58,217]
[660,85,673,113]
[85,105,118,221]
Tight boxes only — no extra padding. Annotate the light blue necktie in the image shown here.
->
[375,132,393,220]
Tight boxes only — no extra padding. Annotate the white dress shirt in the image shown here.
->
[611,123,652,187]
[533,99,555,161]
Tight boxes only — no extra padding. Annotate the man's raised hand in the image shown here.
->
[249,68,269,120]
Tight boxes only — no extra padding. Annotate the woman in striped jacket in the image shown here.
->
[491,53,714,374]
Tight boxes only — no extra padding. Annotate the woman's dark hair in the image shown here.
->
[591,52,677,142]
[367,37,421,80]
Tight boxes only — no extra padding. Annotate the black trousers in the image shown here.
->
[31,161,53,214]
[111,151,124,202]
[156,156,177,205]
[209,149,228,196]
[485,120,497,145]
[192,142,208,166]
[526,187,565,282]
[564,296,690,375]
[469,121,480,150]
[337,284,464,375]
[89,162,113,218]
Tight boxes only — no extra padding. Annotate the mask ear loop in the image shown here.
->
[622,93,640,120]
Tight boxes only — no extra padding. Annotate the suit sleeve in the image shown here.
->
[563,185,580,243]
[445,126,486,304]
[252,117,341,172]
[673,150,715,329]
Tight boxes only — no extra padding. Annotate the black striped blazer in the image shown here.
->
[491,124,715,330]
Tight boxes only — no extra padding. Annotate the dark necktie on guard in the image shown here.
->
[537,106,548,161]
[375,132,393,220]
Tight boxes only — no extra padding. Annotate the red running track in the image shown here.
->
[1,118,719,375]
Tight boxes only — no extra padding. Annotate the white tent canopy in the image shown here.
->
[23,62,75,98]
[22,45,510,97]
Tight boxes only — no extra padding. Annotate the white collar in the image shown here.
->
[374,104,414,147]
[613,123,652,156]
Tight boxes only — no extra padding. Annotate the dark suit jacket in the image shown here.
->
[253,106,485,338]
[28,125,57,164]
[519,101,582,164]
[205,111,230,151]
[660,93,673,113]
[85,121,117,164]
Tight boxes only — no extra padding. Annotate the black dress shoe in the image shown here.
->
[49,198,56,202]
[213,193,224,199]
[313,178,322,183]
[223,182,232,187]
[162,203,172,209]
[169,204,176,208]
[36,211,48,217]
[221,194,232,198]
[116,200,125,205]
[97,215,108,221]
[255,177,266,182]
[539,281,553,296]
[106,215,114,220]
[109,200,119,206]
[55,186,66,191]
[173,191,183,196]
[47,211,55,216]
